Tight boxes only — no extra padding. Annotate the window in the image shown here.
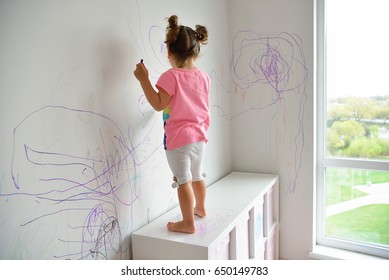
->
[317,0,389,258]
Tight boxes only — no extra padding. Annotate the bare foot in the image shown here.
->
[194,207,206,218]
[167,221,196,234]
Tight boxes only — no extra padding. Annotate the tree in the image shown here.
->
[345,97,375,120]
[345,137,382,158]
[331,120,365,149]
[375,106,389,119]
[326,96,389,159]
[327,103,351,121]
[326,128,344,154]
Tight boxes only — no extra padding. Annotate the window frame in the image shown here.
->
[316,0,389,259]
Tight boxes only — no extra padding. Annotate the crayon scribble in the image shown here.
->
[2,105,156,259]
[229,31,308,193]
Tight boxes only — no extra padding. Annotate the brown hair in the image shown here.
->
[164,15,208,67]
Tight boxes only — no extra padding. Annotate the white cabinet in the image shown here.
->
[132,172,279,260]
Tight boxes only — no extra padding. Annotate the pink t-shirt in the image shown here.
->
[156,67,210,150]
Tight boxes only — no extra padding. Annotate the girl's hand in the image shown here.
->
[133,60,171,111]
[134,62,149,83]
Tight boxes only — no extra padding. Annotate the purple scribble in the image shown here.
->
[229,31,308,193]
[231,30,307,97]
[1,105,158,259]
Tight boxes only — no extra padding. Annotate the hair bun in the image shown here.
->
[195,24,208,44]
[167,15,179,30]
[165,15,180,45]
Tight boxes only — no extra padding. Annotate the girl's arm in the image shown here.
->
[134,62,171,112]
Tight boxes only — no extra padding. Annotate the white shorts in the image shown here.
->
[165,141,206,186]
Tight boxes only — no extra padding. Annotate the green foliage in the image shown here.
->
[375,106,389,119]
[346,97,376,119]
[326,96,389,160]
[368,125,380,138]
[378,139,389,157]
[326,128,343,155]
[327,103,352,120]
[344,137,382,158]
[328,95,389,120]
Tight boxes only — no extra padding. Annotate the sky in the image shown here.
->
[326,0,389,98]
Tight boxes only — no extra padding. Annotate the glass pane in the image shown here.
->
[325,167,389,248]
[326,0,389,160]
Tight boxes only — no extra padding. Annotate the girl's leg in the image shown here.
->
[190,142,207,217]
[192,179,206,217]
[167,181,196,234]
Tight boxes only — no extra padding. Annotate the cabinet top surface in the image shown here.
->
[132,172,278,247]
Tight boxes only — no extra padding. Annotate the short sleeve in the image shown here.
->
[156,71,176,97]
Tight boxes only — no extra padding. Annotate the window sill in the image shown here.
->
[310,245,386,260]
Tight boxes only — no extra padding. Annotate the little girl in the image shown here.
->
[134,15,210,234]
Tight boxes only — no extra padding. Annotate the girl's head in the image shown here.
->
[165,15,208,68]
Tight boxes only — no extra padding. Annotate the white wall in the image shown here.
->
[0,0,231,259]
[229,0,314,259]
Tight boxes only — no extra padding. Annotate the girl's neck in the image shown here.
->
[170,57,196,69]
[180,62,196,69]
